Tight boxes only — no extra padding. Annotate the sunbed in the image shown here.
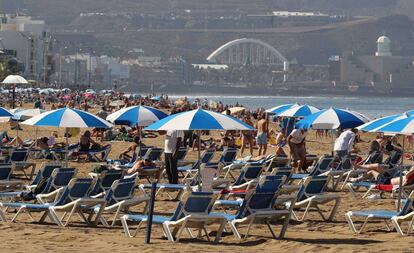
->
[345,191,414,235]
[292,175,341,221]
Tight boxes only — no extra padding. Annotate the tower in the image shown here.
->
[376,36,392,57]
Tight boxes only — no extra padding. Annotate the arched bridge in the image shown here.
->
[206,38,289,81]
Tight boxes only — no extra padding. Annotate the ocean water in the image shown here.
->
[169,95,414,119]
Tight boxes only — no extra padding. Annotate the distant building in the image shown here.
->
[270,11,329,17]
[52,54,130,89]
[0,14,50,81]
[0,13,45,36]
[340,35,414,90]
[328,56,341,82]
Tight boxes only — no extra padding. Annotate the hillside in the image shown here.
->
[3,1,414,65]
[88,15,414,64]
[0,0,412,25]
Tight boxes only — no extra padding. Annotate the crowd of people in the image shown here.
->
[2,88,414,189]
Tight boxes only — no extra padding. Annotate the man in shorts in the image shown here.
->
[256,112,269,156]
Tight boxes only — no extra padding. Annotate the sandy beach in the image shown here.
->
[0,105,412,253]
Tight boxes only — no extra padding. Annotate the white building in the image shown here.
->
[0,14,49,80]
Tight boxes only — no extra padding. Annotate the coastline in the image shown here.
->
[130,84,413,98]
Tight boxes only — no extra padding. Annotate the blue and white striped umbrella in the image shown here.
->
[296,107,369,130]
[145,109,255,131]
[266,103,299,115]
[357,113,409,132]
[22,108,112,128]
[278,104,320,118]
[0,107,13,118]
[11,108,46,121]
[106,105,168,127]
[374,116,414,135]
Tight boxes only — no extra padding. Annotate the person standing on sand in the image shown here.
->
[240,115,254,157]
[161,129,183,184]
[288,128,307,173]
[256,112,269,156]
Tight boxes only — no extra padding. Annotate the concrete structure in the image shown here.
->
[340,35,414,90]
[207,38,289,82]
[0,14,49,80]
[53,54,130,88]
[271,11,329,17]
[0,14,45,36]
[376,36,392,57]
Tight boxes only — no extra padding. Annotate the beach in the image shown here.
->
[0,102,412,253]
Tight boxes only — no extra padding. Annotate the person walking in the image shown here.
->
[334,128,358,161]
[288,128,307,173]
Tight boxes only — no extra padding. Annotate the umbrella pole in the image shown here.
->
[138,124,142,160]
[197,130,201,191]
[397,135,405,210]
[35,127,38,149]
[65,128,69,167]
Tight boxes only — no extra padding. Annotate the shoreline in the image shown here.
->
[129,84,414,98]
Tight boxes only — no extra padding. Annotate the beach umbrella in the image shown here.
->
[84,93,95,100]
[175,100,185,106]
[109,100,125,107]
[106,106,168,127]
[22,108,112,163]
[85,89,96,94]
[374,116,414,135]
[0,107,14,118]
[2,75,28,109]
[295,107,369,130]
[146,108,254,131]
[357,113,409,132]
[63,95,72,101]
[266,103,299,115]
[23,108,112,128]
[39,89,50,95]
[2,75,28,84]
[222,107,246,115]
[370,115,414,210]
[0,107,14,123]
[146,108,254,182]
[278,104,320,118]
[12,108,46,121]
[144,108,255,231]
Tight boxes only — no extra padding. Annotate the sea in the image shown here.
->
[168,95,414,119]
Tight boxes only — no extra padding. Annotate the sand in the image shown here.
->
[0,106,413,253]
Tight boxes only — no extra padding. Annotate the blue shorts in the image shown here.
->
[256,133,267,145]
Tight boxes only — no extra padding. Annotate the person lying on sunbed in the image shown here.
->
[369,166,414,192]
[119,136,145,160]
[126,158,161,179]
